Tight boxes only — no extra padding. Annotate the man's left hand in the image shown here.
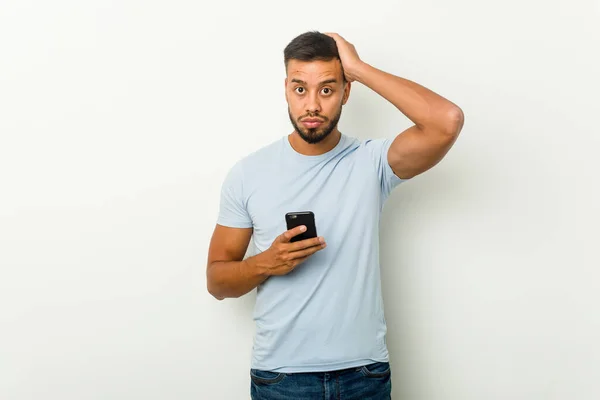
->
[324,32,364,82]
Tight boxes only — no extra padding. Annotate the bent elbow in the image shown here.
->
[207,283,225,301]
[206,264,225,300]
[444,106,464,137]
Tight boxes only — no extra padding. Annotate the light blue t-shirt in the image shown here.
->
[216,133,406,373]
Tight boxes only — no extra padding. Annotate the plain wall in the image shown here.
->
[1,1,599,399]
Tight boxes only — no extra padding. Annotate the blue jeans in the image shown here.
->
[250,361,392,399]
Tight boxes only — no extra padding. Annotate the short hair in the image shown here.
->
[283,31,343,76]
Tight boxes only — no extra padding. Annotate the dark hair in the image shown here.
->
[283,31,342,72]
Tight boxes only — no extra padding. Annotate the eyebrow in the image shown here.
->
[291,78,338,85]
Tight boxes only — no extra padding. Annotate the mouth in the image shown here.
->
[301,118,325,129]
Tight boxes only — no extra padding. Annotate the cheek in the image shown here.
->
[287,98,302,114]
[324,96,343,113]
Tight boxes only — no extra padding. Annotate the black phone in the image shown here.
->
[285,211,317,243]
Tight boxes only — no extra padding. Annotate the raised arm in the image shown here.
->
[326,32,464,180]
[353,63,463,179]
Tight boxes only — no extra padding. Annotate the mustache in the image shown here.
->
[298,113,328,122]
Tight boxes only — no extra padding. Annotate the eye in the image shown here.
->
[294,87,305,94]
[321,87,333,95]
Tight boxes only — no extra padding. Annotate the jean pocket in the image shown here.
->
[358,361,391,378]
[250,369,286,385]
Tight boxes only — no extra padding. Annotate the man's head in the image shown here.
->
[284,31,350,144]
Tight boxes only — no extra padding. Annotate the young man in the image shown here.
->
[207,31,464,399]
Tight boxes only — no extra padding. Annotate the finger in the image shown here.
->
[324,32,344,42]
[289,236,325,251]
[279,225,307,243]
[285,255,310,271]
[292,255,310,266]
[288,243,326,260]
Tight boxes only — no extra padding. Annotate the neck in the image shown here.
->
[288,129,342,156]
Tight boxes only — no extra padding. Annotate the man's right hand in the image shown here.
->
[255,225,326,276]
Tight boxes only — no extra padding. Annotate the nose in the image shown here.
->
[305,92,321,115]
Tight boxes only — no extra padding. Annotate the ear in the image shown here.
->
[342,81,351,105]
[284,77,289,102]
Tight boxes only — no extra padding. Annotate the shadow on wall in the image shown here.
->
[377,153,476,397]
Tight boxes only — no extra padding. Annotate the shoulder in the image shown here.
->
[245,136,284,164]
[342,135,392,159]
[237,136,284,165]
[359,136,393,149]
[223,136,284,182]
[341,134,390,148]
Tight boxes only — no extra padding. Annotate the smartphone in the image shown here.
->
[285,211,317,243]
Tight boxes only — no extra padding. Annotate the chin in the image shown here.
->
[299,129,331,144]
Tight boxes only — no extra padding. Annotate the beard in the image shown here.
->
[288,106,343,144]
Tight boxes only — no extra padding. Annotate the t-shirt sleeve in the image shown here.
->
[363,137,408,201]
[216,161,253,228]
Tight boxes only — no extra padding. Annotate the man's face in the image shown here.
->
[285,59,350,144]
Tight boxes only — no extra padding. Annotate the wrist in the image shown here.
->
[244,254,271,279]
[349,61,372,83]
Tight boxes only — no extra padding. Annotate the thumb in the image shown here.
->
[279,225,307,243]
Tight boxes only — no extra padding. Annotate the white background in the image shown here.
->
[1,1,599,399]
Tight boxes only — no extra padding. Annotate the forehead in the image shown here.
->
[286,59,343,83]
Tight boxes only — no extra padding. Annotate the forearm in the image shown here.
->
[353,62,461,133]
[207,255,269,300]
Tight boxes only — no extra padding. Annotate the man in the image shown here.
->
[207,31,464,399]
